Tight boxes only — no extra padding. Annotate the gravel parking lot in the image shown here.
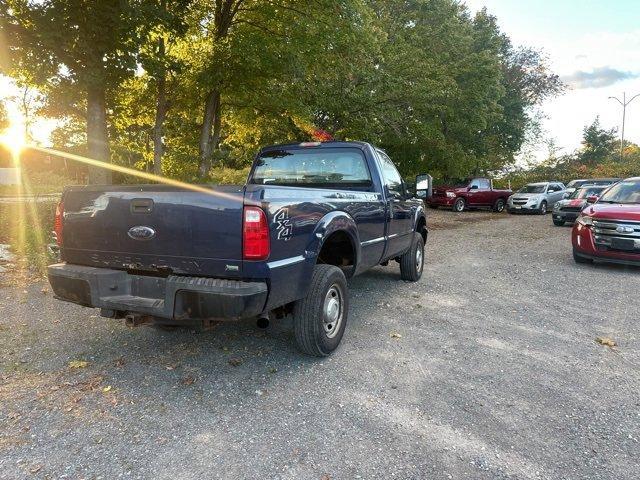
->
[1,210,639,480]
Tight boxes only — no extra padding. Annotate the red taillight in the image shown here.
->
[54,202,64,246]
[243,206,270,260]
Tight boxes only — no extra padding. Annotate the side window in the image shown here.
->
[478,179,491,190]
[377,151,404,198]
[546,184,554,193]
[469,179,481,189]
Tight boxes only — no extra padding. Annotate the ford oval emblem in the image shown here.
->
[128,226,156,241]
[616,225,635,234]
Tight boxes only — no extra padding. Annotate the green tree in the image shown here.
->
[580,116,616,167]
[2,0,147,183]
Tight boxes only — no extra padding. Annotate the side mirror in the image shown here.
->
[415,174,431,198]
[563,192,570,199]
[586,195,598,204]
[469,185,478,190]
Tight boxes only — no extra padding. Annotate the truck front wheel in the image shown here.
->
[399,233,425,281]
[293,264,349,357]
[453,198,465,213]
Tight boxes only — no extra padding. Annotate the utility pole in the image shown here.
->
[608,92,639,161]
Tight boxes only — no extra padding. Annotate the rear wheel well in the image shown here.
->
[317,231,355,277]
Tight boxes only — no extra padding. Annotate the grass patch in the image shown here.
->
[0,200,57,275]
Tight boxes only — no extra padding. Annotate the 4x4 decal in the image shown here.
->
[274,208,293,241]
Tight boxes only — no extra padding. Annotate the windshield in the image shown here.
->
[251,148,372,188]
[566,180,586,188]
[570,186,605,199]
[517,184,546,194]
[453,178,472,188]
[598,180,640,204]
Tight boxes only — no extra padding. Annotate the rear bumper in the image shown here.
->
[48,263,268,320]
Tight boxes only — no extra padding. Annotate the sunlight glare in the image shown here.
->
[0,111,27,159]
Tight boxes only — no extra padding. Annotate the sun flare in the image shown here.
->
[0,111,28,158]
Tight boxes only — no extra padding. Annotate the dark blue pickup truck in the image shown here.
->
[48,141,428,356]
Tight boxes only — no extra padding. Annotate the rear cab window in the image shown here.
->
[250,147,373,190]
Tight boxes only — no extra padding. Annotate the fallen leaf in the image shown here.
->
[29,465,42,474]
[114,357,126,368]
[228,358,243,367]
[40,288,48,295]
[165,365,176,371]
[321,475,331,480]
[596,337,617,348]
[68,360,89,369]
[390,332,402,339]
[181,375,195,386]
[102,386,112,393]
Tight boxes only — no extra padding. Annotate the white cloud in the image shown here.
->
[561,67,639,89]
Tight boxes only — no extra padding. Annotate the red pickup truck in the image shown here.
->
[572,177,640,266]
[427,177,512,213]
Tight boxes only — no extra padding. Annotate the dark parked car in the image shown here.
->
[573,177,640,266]
[427,177,512,213]
[552,184,608,226]
[48,141,428,356]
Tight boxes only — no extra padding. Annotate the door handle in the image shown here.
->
[130,198,154,214]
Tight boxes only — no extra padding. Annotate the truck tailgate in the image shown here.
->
[60,185,245,278]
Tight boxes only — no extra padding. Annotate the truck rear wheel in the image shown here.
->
[493,198,506,212]
[399,233,424,281]
[293,264,349,357]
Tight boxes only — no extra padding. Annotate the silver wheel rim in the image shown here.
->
[497,201,504,212]
[455,200,463,211]
[415,246,423,273]
[541,203,547,214]
[323,284,344,339]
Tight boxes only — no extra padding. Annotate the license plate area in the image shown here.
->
[611,238,636,251]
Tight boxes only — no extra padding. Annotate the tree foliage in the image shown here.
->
[1,0,563,183]
[504,117,638,189]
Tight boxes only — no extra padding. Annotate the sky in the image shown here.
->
[464,0,640,159]
[2,1,640,162]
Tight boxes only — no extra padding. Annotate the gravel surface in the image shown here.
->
[1,210,639,480]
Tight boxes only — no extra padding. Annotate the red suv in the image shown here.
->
[572,177,640,266]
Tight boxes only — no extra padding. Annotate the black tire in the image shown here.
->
[453,198,465,213]
[553,218,565,226]
[573,249,593,264]
[493,198,506,213]
[293,264,349,357]
[539,201,548,215]
[399,233,425,281]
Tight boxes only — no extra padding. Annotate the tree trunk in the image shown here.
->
[86,85,111,184]
[198,89,221,177]
[153,38,168,176]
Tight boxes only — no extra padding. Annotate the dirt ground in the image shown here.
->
[1,209,639,479]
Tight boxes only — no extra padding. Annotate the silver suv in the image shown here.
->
[507,182,566,215]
